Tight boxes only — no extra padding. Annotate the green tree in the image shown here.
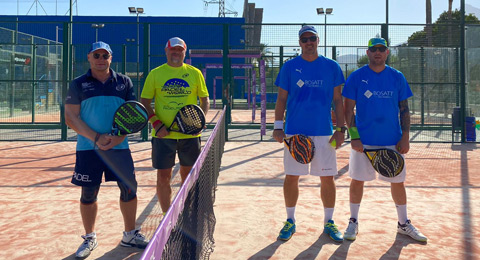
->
[408,10,479,47]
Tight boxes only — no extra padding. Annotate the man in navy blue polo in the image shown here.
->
[65,41,149,259]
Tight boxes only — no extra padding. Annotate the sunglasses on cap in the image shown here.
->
[92,53,111,60]
[300,35,318,43]
[368,46,387,52]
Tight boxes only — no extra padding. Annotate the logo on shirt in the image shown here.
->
[182,73,189,78]
[116,84,126,91]
[162,78,192,95]
[297,79,304,88]
[295,68,302,74]
[362,79,369,84]
[364,90,394,99]
[81,82,95,92]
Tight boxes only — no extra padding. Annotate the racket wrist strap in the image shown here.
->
[349,127,360,140]
[274,120,284,130]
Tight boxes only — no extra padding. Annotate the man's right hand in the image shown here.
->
[273,129,286,143]
[350,139,364,153]
[155,124,169,138]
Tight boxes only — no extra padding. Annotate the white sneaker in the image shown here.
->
[75,234,98,259]
[344,218,359,241]
[397,219,428,242]
[120,229,149,248]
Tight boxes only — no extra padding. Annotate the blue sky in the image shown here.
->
[1,0,478,24]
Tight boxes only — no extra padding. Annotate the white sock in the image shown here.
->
[125,229,136,235]
[85,232,96,238]
[286,207,296,223]
[396,204,408,225]
[350,203,361,221]
[324,207,334,224]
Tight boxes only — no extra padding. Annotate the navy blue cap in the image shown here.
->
[299,25,318,37]
[89,41,112,54]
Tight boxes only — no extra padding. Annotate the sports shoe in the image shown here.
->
[75,234,98,259]
[397,219,428,242]
[323,219,343,242]
[278,219,296,241]
[344,218,359,241]
[121,229,149,248]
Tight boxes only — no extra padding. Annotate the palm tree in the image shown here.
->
[448,0,453,46]
[426,0,432,46]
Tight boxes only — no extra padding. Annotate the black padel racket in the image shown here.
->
[364,148,405,178]
[284,134,315,164]
[168,104,206,135]
[111,101,148,136]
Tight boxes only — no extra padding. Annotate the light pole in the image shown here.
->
[316,7,333,57]
[91,24,104,42]
[128,7,144,97]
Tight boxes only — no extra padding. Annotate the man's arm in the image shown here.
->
[331,85,345,148]
[65,104,97,142]
[344,97,363,152]
[397,99,411,154]
[199,96,209,116]
[141,97,168,138]
[272,88,288,143]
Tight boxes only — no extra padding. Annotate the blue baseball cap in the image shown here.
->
[368,38,388,48]
[299,25,318,37]
[89,41,112,54]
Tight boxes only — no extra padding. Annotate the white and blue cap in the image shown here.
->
[298,25,318,37]
[89,41,112,54]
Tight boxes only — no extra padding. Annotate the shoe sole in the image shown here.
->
[120,241,148,249]
[397,231,427,242]
[344,235,356,241]
[278,230,295,241]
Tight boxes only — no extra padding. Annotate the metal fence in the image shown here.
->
[0,21,478,142]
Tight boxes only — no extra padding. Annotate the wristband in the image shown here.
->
[336,126,347,133]
[273,120,284,130]
[349,127,360,140]
[152,120,161,129]
[149,114,159,124]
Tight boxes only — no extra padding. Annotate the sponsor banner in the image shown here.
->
[14,54,31,66]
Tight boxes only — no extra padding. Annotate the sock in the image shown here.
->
[396,204,408,225]
[350,203,361,221]
[125,229,137,235]
[324,207,334,224]
[286,207,296,223]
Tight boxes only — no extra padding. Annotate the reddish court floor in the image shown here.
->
[0,141,478,259]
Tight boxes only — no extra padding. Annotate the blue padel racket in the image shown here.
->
[364,148,405,178]
[111,101,148,136]
[284,134,315,164]
[168,104,206,135]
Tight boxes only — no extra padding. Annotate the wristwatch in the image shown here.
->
[336,126,347,133]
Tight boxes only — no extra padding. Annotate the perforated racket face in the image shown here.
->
[284,135,315,164]
[170,104,206,135]
[365,149,405,178]
[112,101,148,135]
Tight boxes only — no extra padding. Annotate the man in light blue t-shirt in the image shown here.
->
[272,25,346,242]
[342,37,427,242]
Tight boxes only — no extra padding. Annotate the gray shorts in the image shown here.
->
[151,137,201,169]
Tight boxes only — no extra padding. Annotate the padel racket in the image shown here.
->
[284,135,315,164]
[111,101,148,136]
[168,104,206,135]
[364,148,405,178]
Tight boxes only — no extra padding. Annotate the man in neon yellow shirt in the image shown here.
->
[141,37,209,213]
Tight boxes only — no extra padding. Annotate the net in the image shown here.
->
[141,106,226,260]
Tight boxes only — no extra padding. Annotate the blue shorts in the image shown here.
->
[71,149,137,189]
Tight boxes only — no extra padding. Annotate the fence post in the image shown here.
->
[61,22,71,141]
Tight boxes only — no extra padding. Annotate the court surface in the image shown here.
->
[0,140,478,259]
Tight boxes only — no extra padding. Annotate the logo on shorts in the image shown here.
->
[73,171,92,183]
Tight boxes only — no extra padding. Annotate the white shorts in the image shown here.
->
[348,145,406,183]
[284,135,338,177]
